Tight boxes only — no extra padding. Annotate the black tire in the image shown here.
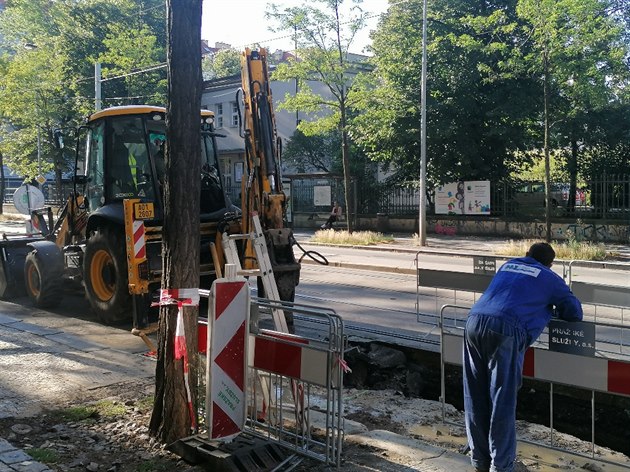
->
[24,251,63,308]
[83,228,131,324]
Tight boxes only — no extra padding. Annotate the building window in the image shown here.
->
[230,102,239,127]
[216,103,224,128]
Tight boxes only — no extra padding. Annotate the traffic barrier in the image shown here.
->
[440,307,630,467]
[245,298,345,468]
[414,253,630,467]
[196,293,346,468]
[207,277,250,440]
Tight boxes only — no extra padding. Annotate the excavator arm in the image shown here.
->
[238,48,300,308]
[240,47,286,232]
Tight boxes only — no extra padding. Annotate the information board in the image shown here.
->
[314,185,331,207]
[435,181,491,215]
[549,320,595,356]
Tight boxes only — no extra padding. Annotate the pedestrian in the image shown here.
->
[463,242,583,472]
[321,201,342,229]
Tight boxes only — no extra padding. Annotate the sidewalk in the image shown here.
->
[0,305,155,472]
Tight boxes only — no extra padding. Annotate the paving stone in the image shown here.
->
[0,313,20,326]
[0,462,14,472]
[9,322,61,337]
[12,461,54,472]
[0,448,32,464]
[45,332,103,352]
[0,439,16,454]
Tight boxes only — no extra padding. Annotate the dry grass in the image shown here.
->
[310,229,394,246]
[0,212,27,222]
[497,239,611,261]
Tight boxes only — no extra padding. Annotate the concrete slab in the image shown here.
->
[44,332,104,352]
[0,439,15,454]
[346,429,474,470]
[0,314,20,326]
[0,449,32,465]
[308,409,368,436]
[8,321,62,337]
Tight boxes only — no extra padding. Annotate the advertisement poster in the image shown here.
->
[435,182,463,215]
[463,181,491,214]
[435,181,491,215]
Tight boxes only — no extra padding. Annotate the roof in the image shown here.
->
[88,105,215,123]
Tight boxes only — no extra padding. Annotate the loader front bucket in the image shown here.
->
[0,240,33,299]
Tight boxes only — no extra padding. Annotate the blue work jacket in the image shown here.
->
[469,256,583,346]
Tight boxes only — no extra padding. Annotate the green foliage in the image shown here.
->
[283,128,341,173]
[350,0,629,189]
[25,448,60,463]
[351,0,539,187]
[267,0,372,231]
[202,48,241,80]
[516,0,629,181]
[48,400,127,422]
[0,0,167,179]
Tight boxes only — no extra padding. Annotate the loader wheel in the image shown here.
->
[84,229,131,324]
[24,251,63,308]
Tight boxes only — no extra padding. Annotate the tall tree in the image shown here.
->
[267,0,369,231]
[149,0,202,443]
[202,47,241,80]
[0,0,166,183]
[283,128,341,173]
[517,0,628,238]
[351,0,538,190]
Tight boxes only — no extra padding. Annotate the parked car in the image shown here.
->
[512,182,568,213]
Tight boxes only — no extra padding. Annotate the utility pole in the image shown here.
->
[95,62,102,111]
[418,0,428,246]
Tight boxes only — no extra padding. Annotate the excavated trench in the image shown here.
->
[343,340,630,457]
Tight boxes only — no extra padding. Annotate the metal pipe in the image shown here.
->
[418,0,428,246]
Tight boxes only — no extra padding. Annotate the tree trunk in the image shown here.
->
[568,134,578,213]
[149,0,203,445]
[340,102,354,232]
[0,152,4,215]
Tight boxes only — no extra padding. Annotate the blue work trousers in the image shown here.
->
[463,313,528,472]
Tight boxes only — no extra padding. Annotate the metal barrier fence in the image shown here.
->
[246,298,345,468]
[416,254,630,467]
[282,175,630,218]
[439,306,630,467]
[198,292,346,469]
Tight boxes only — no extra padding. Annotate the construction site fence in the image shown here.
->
[439,304,630,468]
[413,252,630,468]
[198,292,346,469]
[257,174,630,219]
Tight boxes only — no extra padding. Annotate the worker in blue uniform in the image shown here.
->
[463,242,583,472]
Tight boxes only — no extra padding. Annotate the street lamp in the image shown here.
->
[418,0,428,246]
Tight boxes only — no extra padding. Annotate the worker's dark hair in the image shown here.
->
[526,242,555,267]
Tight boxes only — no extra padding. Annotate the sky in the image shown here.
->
[201,0,391,54]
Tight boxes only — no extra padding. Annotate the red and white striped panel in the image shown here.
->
[443,334,630,397]
[132,220,146,259]
[208,279,250,440]
[249,330,333,388]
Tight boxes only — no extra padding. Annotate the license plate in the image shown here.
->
[134,202,154,220]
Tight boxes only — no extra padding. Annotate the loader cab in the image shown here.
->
[77,105,227,219]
